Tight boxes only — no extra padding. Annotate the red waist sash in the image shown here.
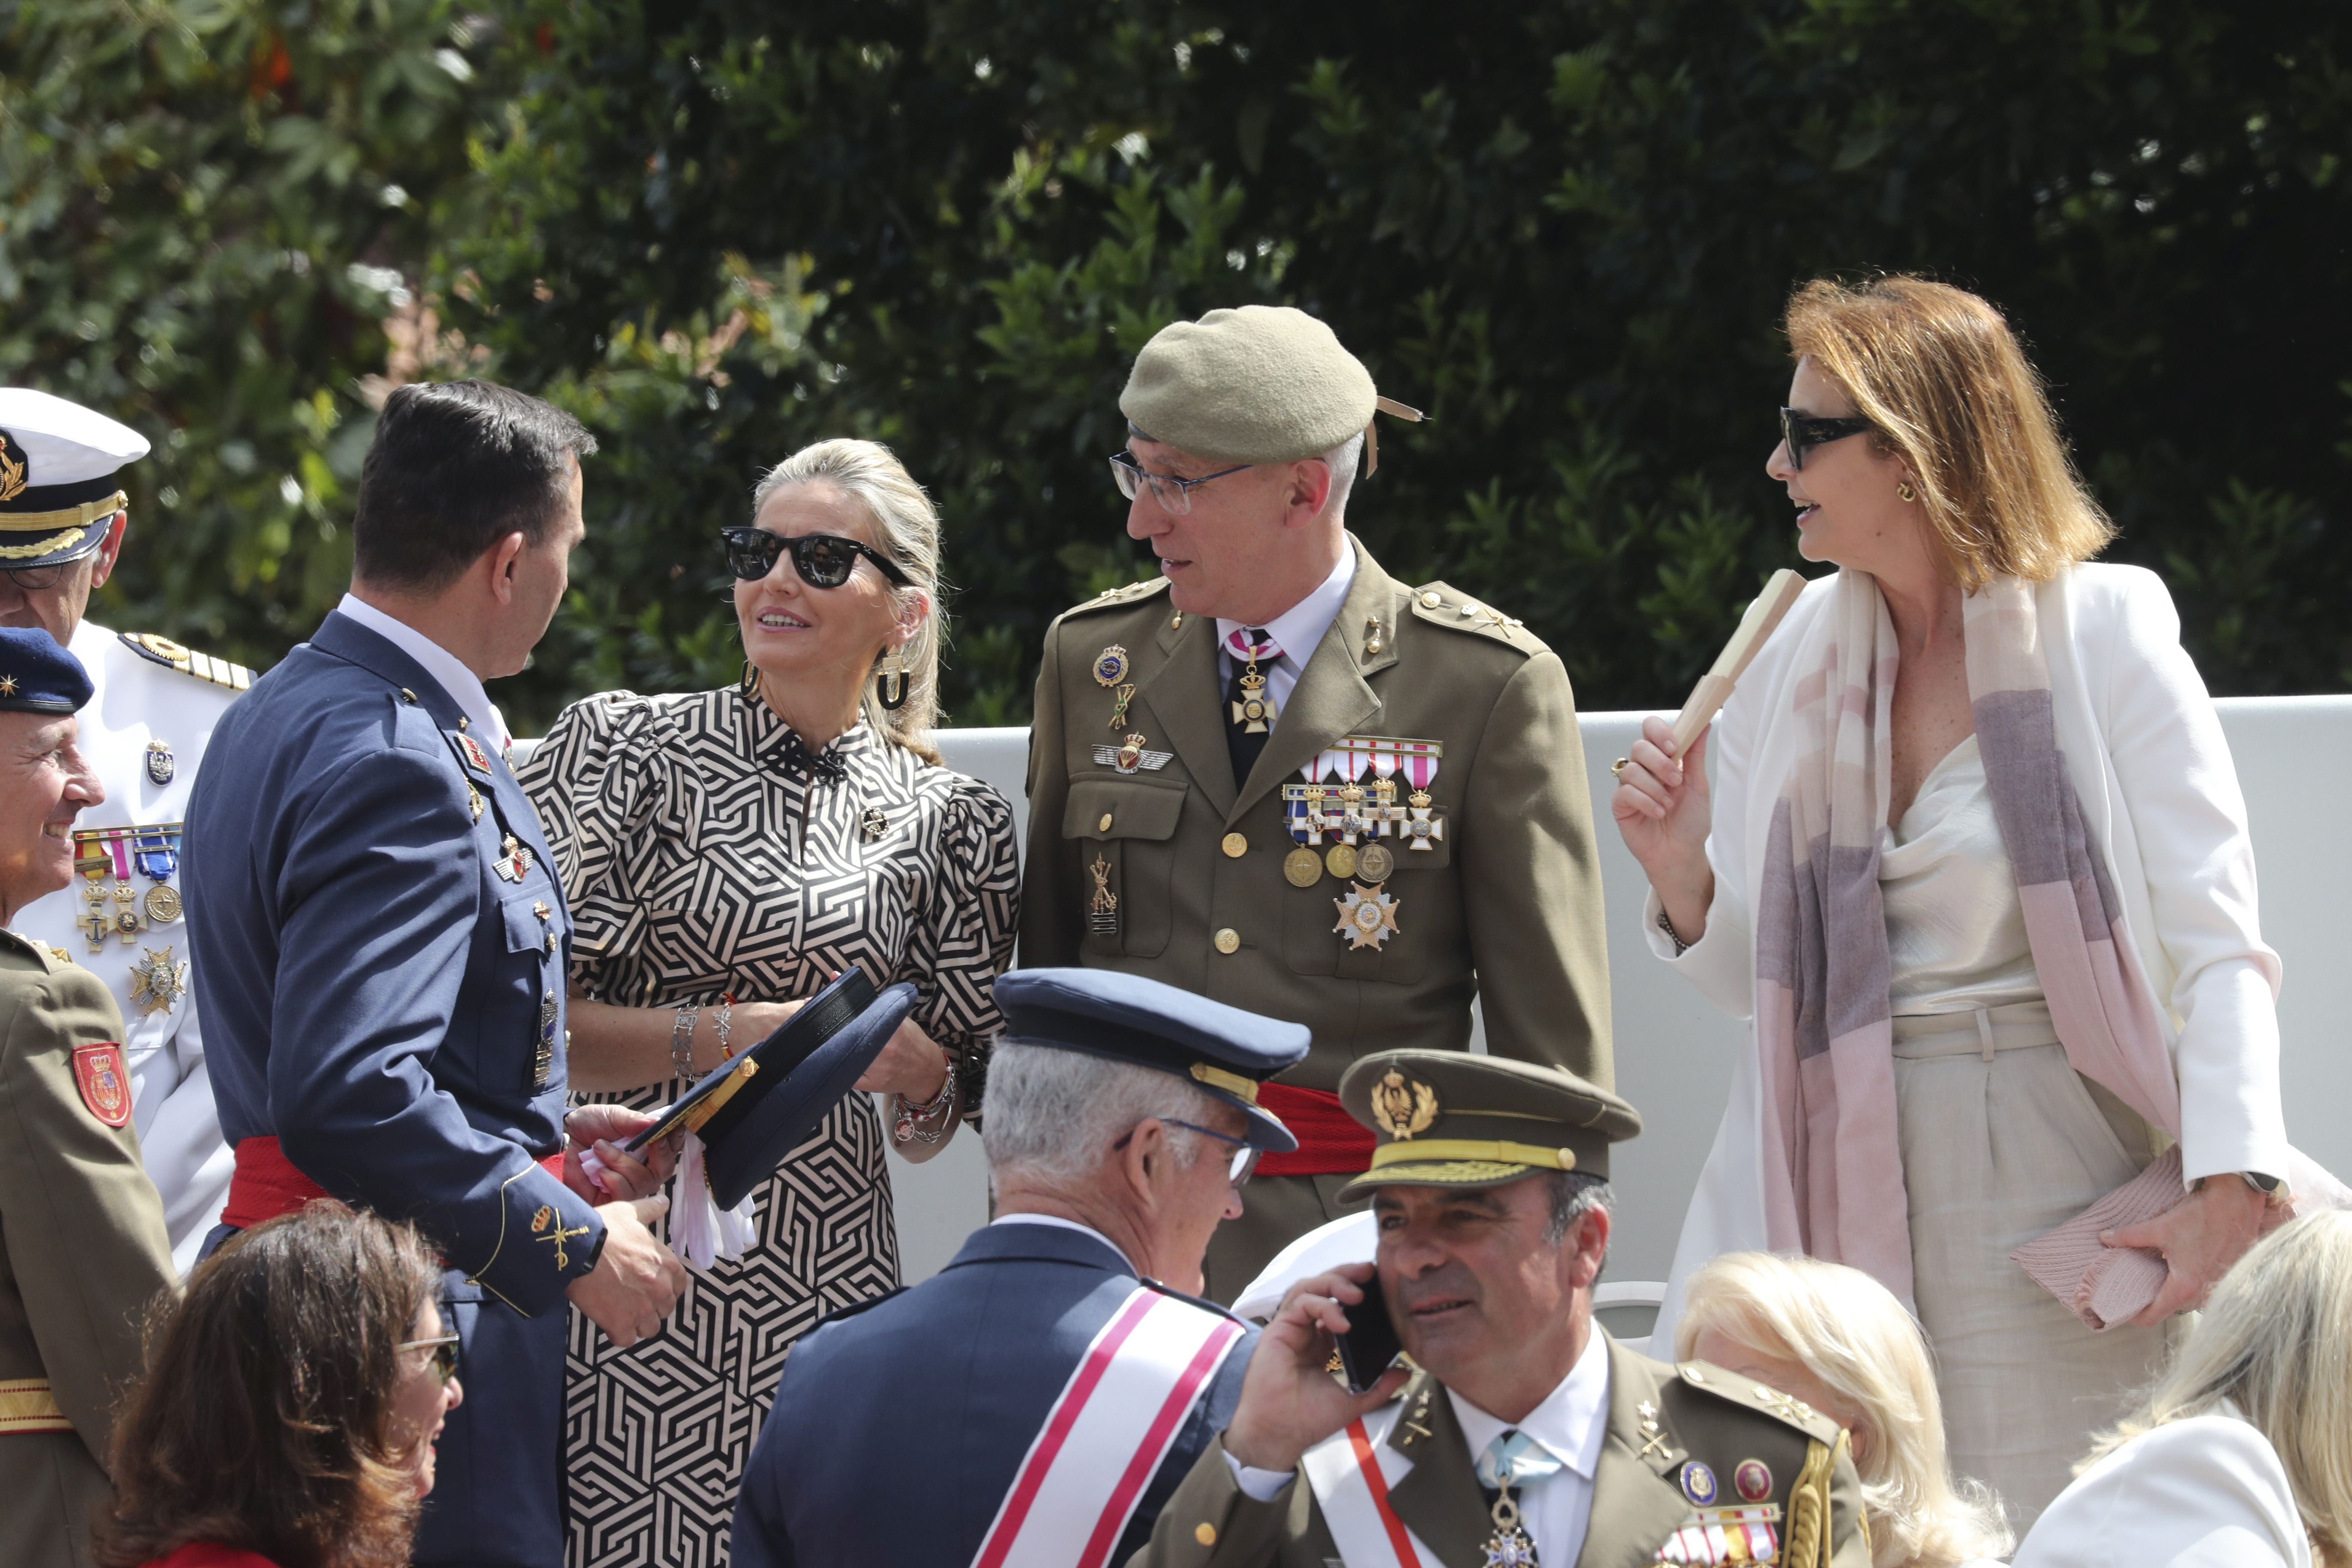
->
[1254,1084,1374,1177]
[220,1136,565,1231]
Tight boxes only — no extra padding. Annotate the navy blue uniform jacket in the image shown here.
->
[733,1222,1254,1568]
[184,610,595,1568]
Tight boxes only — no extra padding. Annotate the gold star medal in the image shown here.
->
[1333,882,1401,950]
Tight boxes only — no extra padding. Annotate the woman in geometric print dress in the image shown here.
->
[519,437,1020,1568]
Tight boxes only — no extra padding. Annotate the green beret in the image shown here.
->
[1120,305,1420,467]
[1335,1049,1642,1200]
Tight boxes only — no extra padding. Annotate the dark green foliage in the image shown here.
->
[9,1,2352,727]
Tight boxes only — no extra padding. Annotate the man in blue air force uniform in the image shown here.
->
[184,381,687,1568]
[733,968,1310,1568]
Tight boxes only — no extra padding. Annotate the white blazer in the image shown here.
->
[1645,564,2289,1343]
[2010,1411,2312,1567]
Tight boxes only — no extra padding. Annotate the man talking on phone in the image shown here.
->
[733,969,1306,1568]
[1135,1050,1874,1567]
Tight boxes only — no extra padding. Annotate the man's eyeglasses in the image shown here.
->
[1109,452,1253,517]
[3,561,78,591]
[1779,407,1877,471]
[399,1333,461,1386]
[720,527,913,588]
[1118,1118,1261,1186]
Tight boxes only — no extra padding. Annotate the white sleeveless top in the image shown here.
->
[1879,735,2045,1016]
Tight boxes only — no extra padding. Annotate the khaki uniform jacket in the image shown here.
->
[0,928,178,1568]
[1021,536,1612,1089]
[1132,1338,1872,1568]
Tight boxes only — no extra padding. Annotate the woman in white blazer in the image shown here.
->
[1611,276,2288,1525]
[2013,1210,2352,1568]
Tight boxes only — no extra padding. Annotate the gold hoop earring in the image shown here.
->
[1896,481,1917,503]
[739,659,762,698]
[876,648,910,712]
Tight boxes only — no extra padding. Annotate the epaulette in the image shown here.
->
[1675,1360,1845,1447]
[119,631,258,692]
[1407,582,1547,654]
[1060,574,1174,619]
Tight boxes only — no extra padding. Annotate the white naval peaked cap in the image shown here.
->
[0,388,150,492]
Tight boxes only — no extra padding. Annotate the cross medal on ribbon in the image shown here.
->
[1226,628,1278,734]
[1476,1430,1562,1567]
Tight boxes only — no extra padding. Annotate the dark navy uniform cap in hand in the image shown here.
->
[993,967,1311,1152]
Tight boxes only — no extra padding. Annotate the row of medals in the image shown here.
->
[72,818,192,1016]
[1090,639,1418,952]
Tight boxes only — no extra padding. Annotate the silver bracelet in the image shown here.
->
[713,994,735,1060]
[671,1002,700,1080]
[1657,906,1694,957]
[894,1054,957,1144]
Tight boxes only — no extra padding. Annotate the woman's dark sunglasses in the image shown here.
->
[400,1333,460,1385]
[1779,407,1876,470]
[720,527,912,589]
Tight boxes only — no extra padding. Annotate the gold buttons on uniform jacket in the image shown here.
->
[1214,928,1241,954]
[1098,813,1114,832]
[1194,1522,1217,1546]
[1221,832,1248,858]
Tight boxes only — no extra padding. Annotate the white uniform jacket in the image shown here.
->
[1644,564,2290,1344]
[14,619,247,1271]
[2012,1410,2312,1568]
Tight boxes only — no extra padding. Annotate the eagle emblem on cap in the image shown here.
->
[0,432,24,502]
[1370,1068,1438,1140]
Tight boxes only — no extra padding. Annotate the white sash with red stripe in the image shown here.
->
[1299,1403,1441,1568]
[971,1284,1245,1568]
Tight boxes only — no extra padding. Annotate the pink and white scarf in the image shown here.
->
[1752,570,2196,1304]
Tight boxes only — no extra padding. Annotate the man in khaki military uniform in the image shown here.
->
[1022,305,1612,1297]
[1132,1050,1871,1568]
[0,627,179,1568]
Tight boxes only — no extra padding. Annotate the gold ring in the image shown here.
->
[1610,757,1631,779]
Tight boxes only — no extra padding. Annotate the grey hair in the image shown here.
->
[1543,1171,1614,1245]
[749,438,945,765]
[981,1043,1220,1188]
[1319,431,1366,521]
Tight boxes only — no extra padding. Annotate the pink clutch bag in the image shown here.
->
[2014,1146,2352,1331]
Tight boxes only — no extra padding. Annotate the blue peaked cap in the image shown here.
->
[993,968,1310,1153]
[0,628,92,714]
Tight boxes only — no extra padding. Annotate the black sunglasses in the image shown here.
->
[1779,407,1876,470]
[720,527,912,589]
[399,1333,461,1385]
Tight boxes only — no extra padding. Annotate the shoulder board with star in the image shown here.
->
[1675,1359,1845,1447]
[1407,582,1549,654]
[1057,574,1174,622]
[119,631,260,692]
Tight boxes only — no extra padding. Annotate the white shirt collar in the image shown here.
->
[1446,1326,1612,1481]
[988,1213,1139,1275]
[1215,545,1355,672]
[334,593,509,748]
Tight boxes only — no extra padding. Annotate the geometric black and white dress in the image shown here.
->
[519,686,1021,1568]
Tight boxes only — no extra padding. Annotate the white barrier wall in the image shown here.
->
[522,695,2352,1291]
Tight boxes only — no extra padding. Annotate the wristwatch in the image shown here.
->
[2240,1170,2284,1195]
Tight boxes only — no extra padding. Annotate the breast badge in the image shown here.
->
[1734,1459,1773,1502]
[493,835,535,883]
[1091,645,1131,688]
[1680,1461,1719,1505]
[129,946,190,1016]
[1086,853,1119,938]
[1092,734,1172,774]
[72,824,184,952]
[71,1041,133,1127]
[144,738,175,786]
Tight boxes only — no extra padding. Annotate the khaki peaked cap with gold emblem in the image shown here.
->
[1336,1048,1641,1198]
[1120,305,1422,466]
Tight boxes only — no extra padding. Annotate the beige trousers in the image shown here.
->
[1893,1002,2174,1531]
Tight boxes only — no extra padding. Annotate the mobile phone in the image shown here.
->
[1334,1273,1404,1395]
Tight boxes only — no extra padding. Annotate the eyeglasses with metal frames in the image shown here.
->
[1108,451,1254,517]
[1778,407,1877,471]
[720,526,914,588]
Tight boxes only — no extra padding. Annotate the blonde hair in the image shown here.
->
[749,438,946,765]
[1784,275,2115,589]
[2089,1210,2352,1566]
[1677,1253,2012,1568]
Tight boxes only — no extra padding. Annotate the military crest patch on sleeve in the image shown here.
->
[71,1040,133,1127]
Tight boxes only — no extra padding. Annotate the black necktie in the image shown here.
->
[1223,627,1280,790]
